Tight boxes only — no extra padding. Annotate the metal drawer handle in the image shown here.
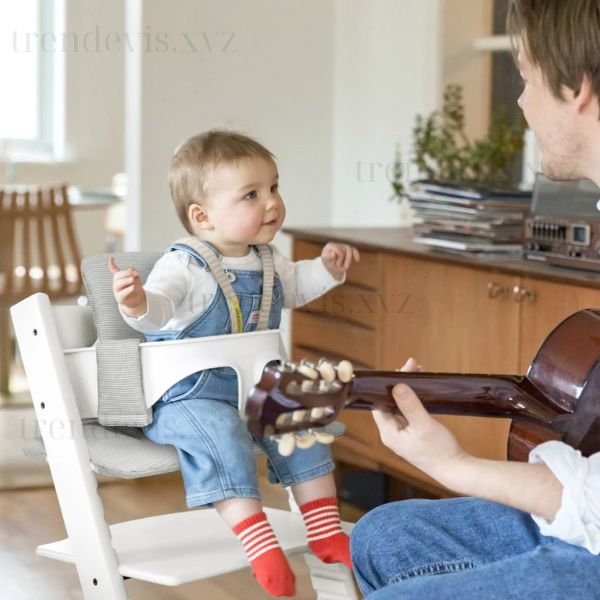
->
[513,286,537,303]
[487,282,509,299]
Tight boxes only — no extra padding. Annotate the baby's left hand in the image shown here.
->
[321,242,360,280]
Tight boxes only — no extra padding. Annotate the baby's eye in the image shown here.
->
[271,183,279,193]
[243,190,257,200]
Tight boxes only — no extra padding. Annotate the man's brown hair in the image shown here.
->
[169,130,275,233]
[507,0,600,105]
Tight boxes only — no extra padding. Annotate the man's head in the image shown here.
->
[169,130,277,234]
[507,0,600,183]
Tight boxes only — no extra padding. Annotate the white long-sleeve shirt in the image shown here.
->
[121,244,342,332]
[529,442,600,554]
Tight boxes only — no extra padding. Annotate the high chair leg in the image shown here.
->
[286,488,358,600]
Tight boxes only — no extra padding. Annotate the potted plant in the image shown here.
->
[392,84,527,200]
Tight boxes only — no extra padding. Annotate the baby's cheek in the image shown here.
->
[233,213,262,237]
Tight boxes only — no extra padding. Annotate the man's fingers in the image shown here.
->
[353,247,360,262]
[391,384,430,427]
[400,357,419,372]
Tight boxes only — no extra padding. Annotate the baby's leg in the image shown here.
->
[215,497,296,598]
[292,473,352,569]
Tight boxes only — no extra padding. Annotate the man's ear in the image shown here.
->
[188,203,212,230]
[573,74,597,115]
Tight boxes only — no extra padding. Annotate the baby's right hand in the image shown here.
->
[108,256,147,318]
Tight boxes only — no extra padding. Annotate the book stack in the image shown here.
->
[409,181,532,256]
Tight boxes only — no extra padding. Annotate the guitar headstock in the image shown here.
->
[246,358,354,456]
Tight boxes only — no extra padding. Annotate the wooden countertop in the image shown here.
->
[284,226,600,289]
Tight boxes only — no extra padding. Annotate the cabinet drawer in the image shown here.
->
[292,311,377,367]
[293,239,380,290]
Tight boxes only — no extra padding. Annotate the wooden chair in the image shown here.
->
[10,289,357,599]
[0,183,83,395]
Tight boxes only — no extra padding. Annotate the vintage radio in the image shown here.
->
[524,175,600,272]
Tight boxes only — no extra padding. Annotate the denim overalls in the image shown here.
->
[143,241,334,507]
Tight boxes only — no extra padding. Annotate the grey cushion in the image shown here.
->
[23,421,347,479]
[23,423,180,479]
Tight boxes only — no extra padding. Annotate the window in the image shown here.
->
[0,0,64,160]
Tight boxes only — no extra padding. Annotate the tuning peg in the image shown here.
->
[336,360,354,383]
[263,425,275,438]
[298,359,319,380]
[275,413,291,427]
[295,432,317,449]
[310,406,325,419]
[278,433,296,456]
[301,380,317,392]
[313,430,335,445]
[280,361,297,373]
[292,409,308,423]
[317,359,336,383]
[318,380,331,392]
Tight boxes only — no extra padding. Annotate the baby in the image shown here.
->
[109,130,359,597]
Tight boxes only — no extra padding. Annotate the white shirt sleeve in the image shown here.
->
[272,245,345,309]
[120,251,193,333]
[528,441,600,554]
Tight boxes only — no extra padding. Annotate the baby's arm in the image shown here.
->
[273,243,359,309]
[108,252,192,332]
[108,256,147,318]
[320,242,360,281]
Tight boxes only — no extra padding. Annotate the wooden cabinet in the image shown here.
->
[288,230,600,496]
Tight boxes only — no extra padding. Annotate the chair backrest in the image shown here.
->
[0,184,83,304]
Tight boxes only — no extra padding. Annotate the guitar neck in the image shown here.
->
[349,371,563,427]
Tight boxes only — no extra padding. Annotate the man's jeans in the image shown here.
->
[350,497,600,599]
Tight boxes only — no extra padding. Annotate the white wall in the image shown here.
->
[331,0,444,227]
[126,0,336,253]
[1,1,448,256]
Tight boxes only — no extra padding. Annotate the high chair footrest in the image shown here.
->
[36,507,311,586]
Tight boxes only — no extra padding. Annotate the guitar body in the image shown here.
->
[246,309,600,460]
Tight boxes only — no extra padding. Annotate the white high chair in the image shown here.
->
[11,289,357,599]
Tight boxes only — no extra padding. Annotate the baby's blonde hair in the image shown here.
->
[169,130,275,233]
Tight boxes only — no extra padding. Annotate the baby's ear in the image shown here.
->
[188,203,211,229]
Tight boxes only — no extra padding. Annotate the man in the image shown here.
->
[350,1,600,598]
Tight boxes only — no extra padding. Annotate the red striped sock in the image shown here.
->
[233,512,296,597]
[300,497,351,569]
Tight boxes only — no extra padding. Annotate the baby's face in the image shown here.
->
[198,157,285,249]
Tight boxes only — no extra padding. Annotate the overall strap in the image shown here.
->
[255,244,274,331]
[174,237,275,333]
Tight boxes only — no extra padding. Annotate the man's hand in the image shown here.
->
[373,377,468,482]
[108,256,147,318]
[321,242,360,280]
[372,357,563,521]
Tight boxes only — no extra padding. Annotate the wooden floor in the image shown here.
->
[0,404,362,599]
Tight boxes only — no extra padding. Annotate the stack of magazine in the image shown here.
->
[409,181,532,256]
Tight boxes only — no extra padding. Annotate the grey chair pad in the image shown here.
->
[23,421,346,479]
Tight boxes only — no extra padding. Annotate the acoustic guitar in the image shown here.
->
[246,309,600,460]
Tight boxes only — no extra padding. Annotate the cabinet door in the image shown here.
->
[518,277,600,372]
[380,254,519,462]
[381,254,521,373]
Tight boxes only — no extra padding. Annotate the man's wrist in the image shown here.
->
[425,452,475,492]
